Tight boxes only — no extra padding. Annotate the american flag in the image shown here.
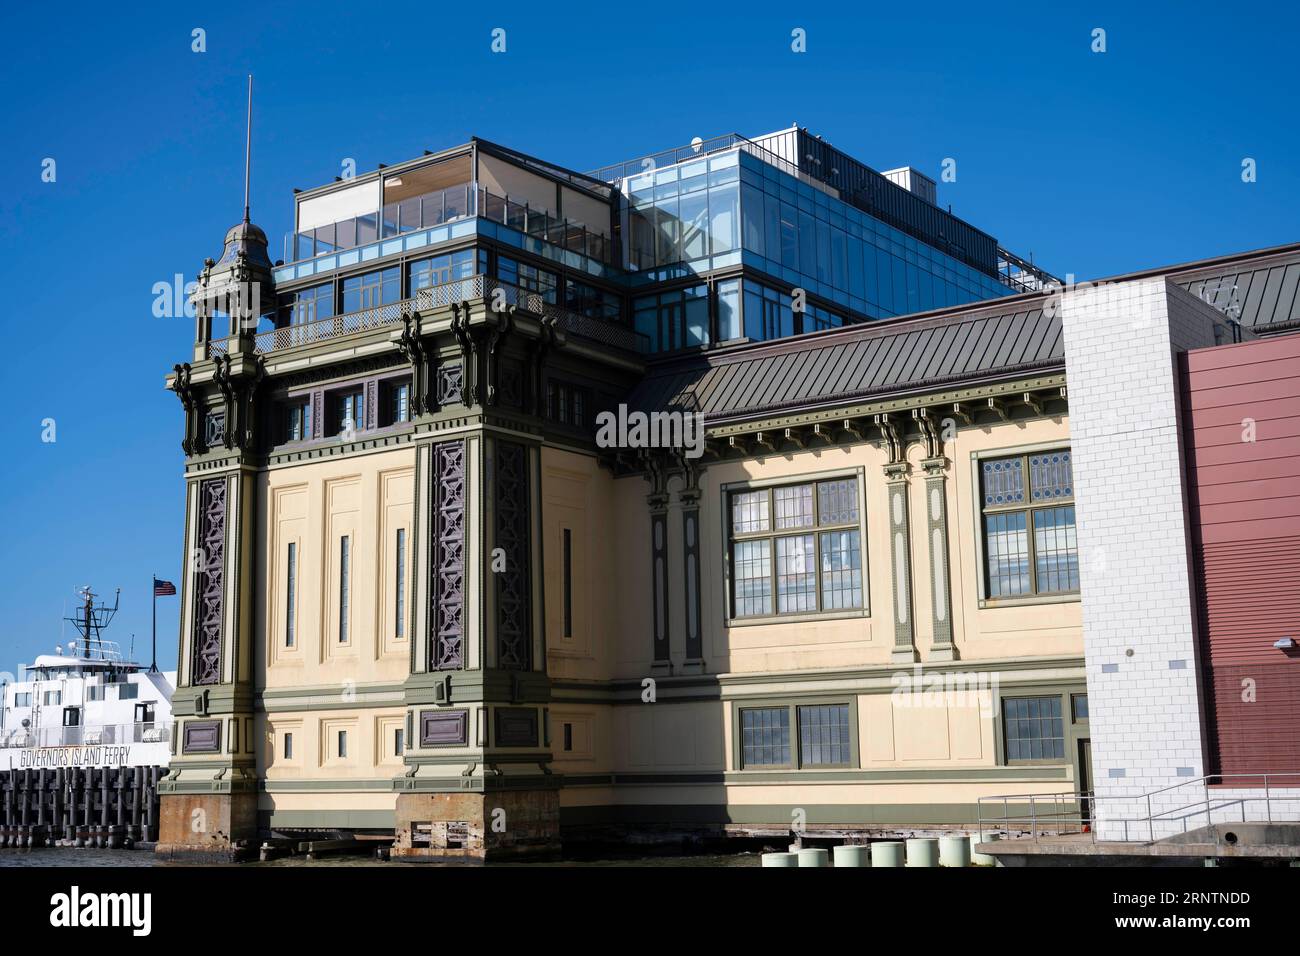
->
[153,579,177,596]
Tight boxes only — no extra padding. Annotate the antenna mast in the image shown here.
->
[243,74,253,224]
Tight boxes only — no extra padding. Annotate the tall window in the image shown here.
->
[633,285,708,352]
[497,256,558,304]
[729,477,863,618]
[382,380,410,426]
[1003,696,1065,762]
[285,541,297,647]
[341,266,400,313]
[562,528,573,638]
[981,450,1077,599]
[335,390,364,435]
[284,732,294,760]
[406,248,482,293]
[337,729,349,758]
[394,528,407,639]
[284,400,311,442]
[339,535,351,643]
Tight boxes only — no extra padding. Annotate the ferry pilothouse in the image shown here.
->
[0,587,175,772]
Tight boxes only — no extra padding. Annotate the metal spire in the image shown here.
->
[243,74,253,224]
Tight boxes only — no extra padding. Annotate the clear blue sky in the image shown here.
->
[0,1,1296,673]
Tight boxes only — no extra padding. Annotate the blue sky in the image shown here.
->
[0,1,1296,672]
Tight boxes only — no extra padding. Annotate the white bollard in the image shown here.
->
[833,844,870,868]
[762,851,799,867]
[872,841,905,867]
[970,832,1000,866]
[797,847,830,867]
[905,837,940,867]
[939,834,971,867]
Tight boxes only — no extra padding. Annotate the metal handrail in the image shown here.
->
[979,773,1300,844]
[207,274,648,357]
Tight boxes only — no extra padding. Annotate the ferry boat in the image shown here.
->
[0,587,175,771]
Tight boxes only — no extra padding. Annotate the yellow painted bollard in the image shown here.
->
[939,834,971,867]
[762,851,799,867]
[833,844,870,868]
[871,841,904,867]
[905,837,939,867]
[797,847,829,867]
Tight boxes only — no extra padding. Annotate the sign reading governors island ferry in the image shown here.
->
[11,745,136,770]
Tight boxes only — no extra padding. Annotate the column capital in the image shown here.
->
[921,455,949,477]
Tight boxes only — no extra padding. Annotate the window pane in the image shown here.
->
[982,456,1026,507]
[776,534,816,613]
[985,511,1030,597]
[1002,696,1064,761]
[817,478,859,524]
[799,703,851,767]
[733,540,772,617]
[741,707,790,767]
[731,490,769,533]
[773,484,814,529]
[1033,505,1079,592]
[1029,451,1074,502]
[820,530,862,610]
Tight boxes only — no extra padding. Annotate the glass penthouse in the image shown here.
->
[263,125,1047,362]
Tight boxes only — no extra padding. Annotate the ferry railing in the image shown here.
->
[0,721,170,749]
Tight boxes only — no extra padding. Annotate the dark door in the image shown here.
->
[1078,738,1093,824]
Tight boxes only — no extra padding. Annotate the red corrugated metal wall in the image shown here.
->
[1181,334,1300,776]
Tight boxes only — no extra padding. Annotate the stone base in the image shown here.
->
[392,788,560,861]
[155,791,258,860]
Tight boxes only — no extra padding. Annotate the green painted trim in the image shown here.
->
[561,765,1071,787]
[547,657,1086,705]
[260,682,408,700]
[559,801,1058,827]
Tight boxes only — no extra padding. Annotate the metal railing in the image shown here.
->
[588,132,838,200]
[0,721,170,749]
[282,182,614,267]
[978,773,1300,844]
[208,275,647,357]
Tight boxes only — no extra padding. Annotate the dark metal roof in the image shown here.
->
[628,242,1300,424]
[630,301,1063,423]
[1172,245,1300,332]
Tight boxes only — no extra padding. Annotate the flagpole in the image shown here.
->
[151,575,158,673]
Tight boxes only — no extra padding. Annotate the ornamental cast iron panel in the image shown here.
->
[192,477,226,685]
[494,441,531,670]
[437,364,463,406]
[431,440,466,670]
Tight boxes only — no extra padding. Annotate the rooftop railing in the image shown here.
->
[283,182,613,267]
[209,275,646,358]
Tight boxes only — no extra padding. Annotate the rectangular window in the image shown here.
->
[406,248,480,293]
[284,732,294,760]
[1072,693,1089,722]
[337,729,348,758]
[562,528,573,638]
[981,450,1077,599]
[394,728,404,757]
[284,400,311,442]
[563,722,574,752]
[729,477,863,618]
[15,693,31,707]
[339,535,351,643]
[798,704,851,767]
[497,256,558,304]
[335,390,364,435]
[118,684,138,700]
[86,685,104,702]
[44,691,62,706]
[1003,696,1065,762]
[341,266,400,313]
[285,541,297,647]
[740,707,790,768]
[395,528,406,639]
